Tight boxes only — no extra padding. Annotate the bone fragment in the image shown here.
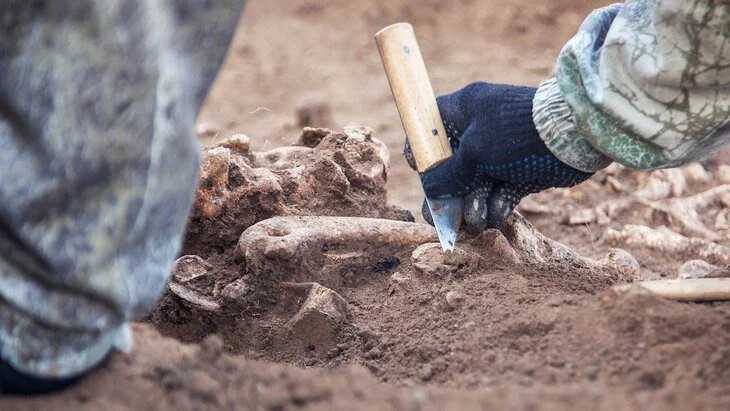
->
[613,278,730,302]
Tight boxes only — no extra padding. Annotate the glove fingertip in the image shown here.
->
[462,187,492,234]
[420,157,468,199]
[486,186,524,230]
[421,198,434,226]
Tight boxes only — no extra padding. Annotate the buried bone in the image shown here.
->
[236,216,438,286]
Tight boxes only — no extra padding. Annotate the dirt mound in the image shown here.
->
[2,322,727,411]
[141,130,730,410]
[5,129,728,411]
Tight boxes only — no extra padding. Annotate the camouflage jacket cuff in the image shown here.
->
[532,78,612,173]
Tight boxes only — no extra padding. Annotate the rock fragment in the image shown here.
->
[444,290,465,311]
[410,243,476,277]
[678,260,718,279]
[220,278,254,302]
[566,208,596,225]
[288,283,351,353]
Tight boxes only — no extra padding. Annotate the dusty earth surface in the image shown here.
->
[3,0,730,410]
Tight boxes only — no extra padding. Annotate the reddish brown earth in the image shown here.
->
[3,1,730,410]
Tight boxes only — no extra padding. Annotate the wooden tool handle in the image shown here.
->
[375,23,452,173]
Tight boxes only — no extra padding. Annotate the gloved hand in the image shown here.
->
[405,82,593,232]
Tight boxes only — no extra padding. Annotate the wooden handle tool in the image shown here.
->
[376,23,462,252]
[375,22,452,173]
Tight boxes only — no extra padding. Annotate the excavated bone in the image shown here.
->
[603,225,730,265]
[718,165,730,184]
[502,213,639,276]
[613,278,730,302]
[168,282,221,312]
[635,168,687,200]
[681,163,711,185]
[635,185,730,240]
[236,216,437,287]
[185,127,402,256]
[171,255,212,283]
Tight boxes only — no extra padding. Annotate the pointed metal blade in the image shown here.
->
[425,197,462,252]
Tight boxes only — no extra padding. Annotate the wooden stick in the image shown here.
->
[375,23,452,173]
[613,278,730,302]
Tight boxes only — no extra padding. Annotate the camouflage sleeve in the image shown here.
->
[0,0,244,378]
[533,1,730,172]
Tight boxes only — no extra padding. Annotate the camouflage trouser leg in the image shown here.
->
[0,0,244,379]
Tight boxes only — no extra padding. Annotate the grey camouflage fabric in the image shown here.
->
[0,0,244,378]
[533,1,730,172]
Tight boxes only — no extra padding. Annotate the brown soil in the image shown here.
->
[3,1,730,410]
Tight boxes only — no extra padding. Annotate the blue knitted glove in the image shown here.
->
[405,82,593,231]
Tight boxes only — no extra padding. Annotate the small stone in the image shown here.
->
[595,207,611,225]
[678,260,718,279]
[605,176,627,193]
[597,249,640,277]
[389,272,412,294]
[220,278,253,302]
[297,127,330,148]
[444,290,465,311]
[417,294,432,305]
[171,255,211,283]
[566,208,596,225]
[419,365,435,382]
[154,366,184,391]
[411,243,461,277]
[288,283,350,353]
[217,133,251,154]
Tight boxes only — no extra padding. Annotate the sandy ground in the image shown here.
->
[3,1,730,410]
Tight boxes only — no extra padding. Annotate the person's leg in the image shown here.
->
[0,0,244,385]
[0,358,82,395]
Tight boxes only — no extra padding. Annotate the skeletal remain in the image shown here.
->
[634,185,730,240]
[565,183,730,240]
[500,213,639,278]
[635,168,687,200]
[236,216,437,287]
[168,282,221,312]
[185,127,402,256]
[603,225,730,265]
[171,255,212,283]
[681,163,712,185]
[613,278,730,302]
[718,165,730,184]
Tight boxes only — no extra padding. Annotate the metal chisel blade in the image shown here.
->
[425,197,462,252]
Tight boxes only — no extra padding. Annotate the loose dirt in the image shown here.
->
[2,1,729,410]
